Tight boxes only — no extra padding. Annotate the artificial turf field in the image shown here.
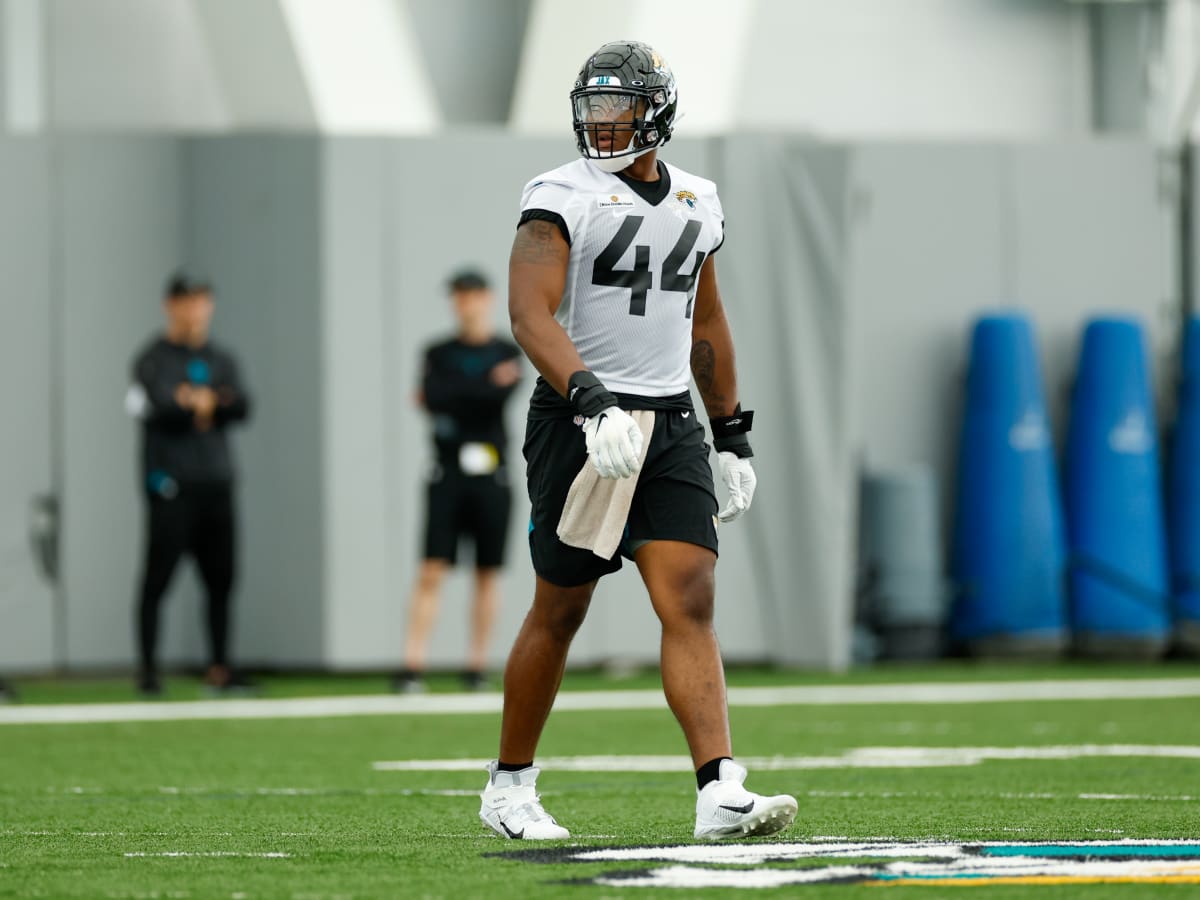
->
[2,664,1199,898]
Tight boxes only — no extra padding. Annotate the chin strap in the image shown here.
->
[588,145,655,173]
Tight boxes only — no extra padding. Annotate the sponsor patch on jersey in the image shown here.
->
[598,193,636,209]
[675,190,698,211]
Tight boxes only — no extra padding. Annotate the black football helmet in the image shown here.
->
[570,40,677,172]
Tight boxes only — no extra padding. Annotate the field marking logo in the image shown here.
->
[504,840,1200,889]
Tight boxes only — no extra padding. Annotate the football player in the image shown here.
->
[479,40,797,841]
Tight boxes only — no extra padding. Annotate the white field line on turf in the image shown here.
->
[373,745,1200,772]
[4,677,1200,725]
[124,852,290,858]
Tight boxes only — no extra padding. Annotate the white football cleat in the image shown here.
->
[479,761,569,840]
[694,759,798,841]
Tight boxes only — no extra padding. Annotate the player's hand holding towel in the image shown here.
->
[568,370,644,480]
[583,407,644,479]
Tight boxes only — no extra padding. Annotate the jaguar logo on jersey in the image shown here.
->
[598,193,635,209]
[502,840,1200,889]
[675,190,697,211]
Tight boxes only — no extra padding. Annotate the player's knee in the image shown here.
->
[664,565,716,628]
[417,560,448,591]
[533,586,592,643]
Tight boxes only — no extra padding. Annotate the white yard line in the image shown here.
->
[123,851,290,858]
[3,677,1200,725]
[374,746,1200,772]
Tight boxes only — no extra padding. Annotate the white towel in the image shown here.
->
[556,410,655,559]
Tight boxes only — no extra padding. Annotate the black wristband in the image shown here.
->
[567,370,618,419]
[714,433,754,458]
[711,406,754,458]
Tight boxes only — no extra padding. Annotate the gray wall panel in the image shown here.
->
[715,137,856,668]
[0,138,56,670]
[184,136,324,667]
[59,137,187,668]
[1010,141,1175,433]
[320,138,393,666]
[847,145,1008,485]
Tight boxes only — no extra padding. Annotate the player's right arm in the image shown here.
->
[508,218,643,479]
[507,219,584,397]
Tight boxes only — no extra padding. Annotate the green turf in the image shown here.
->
[2,668,1199,897]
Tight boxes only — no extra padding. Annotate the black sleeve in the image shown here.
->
[518,209,571,246]
[423,346,519,417]
[134,346,192,430]
[213,351,251,426]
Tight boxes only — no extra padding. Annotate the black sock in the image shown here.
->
[696,756,731,790]
[497,760,533,772]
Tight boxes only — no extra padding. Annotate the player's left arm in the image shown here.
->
[690,255,756,522]
[690,255,739,420]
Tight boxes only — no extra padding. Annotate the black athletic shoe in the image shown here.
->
[390,671,426,694]
[462,670,490,692]
[204,668,258,697]
[137,671,163,698]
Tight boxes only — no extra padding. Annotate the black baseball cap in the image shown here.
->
[164,271,213,299]
[446,269,490,293]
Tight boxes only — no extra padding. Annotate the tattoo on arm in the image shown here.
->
[691,340,715,394]
[511,221,564,265]
[691,339,728,413]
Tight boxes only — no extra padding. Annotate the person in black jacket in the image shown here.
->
[126,273,252,697]
[395,270,521,693]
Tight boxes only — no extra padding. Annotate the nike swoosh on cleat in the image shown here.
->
[719,800,755,814]
[500,820,524,839]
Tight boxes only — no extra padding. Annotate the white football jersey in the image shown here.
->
[519,157,725,397]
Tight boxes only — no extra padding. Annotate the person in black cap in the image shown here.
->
[395,269,522,693]
[126,273,252,697]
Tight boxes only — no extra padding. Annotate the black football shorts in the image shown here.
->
[524,408,719,587]
[423,467,512,568]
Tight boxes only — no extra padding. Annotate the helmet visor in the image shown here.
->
[573,91,647,158]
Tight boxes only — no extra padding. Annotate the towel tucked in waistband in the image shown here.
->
[556,409,655,559]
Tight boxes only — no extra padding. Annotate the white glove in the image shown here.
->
[717,451,756,522]
[583,406,644,479]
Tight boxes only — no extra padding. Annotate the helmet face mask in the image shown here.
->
[571,41,676,173]
[574,92,648,157]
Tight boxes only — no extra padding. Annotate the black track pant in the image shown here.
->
[137,484,236,673]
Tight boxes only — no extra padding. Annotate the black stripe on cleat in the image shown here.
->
[500,820,524,840]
